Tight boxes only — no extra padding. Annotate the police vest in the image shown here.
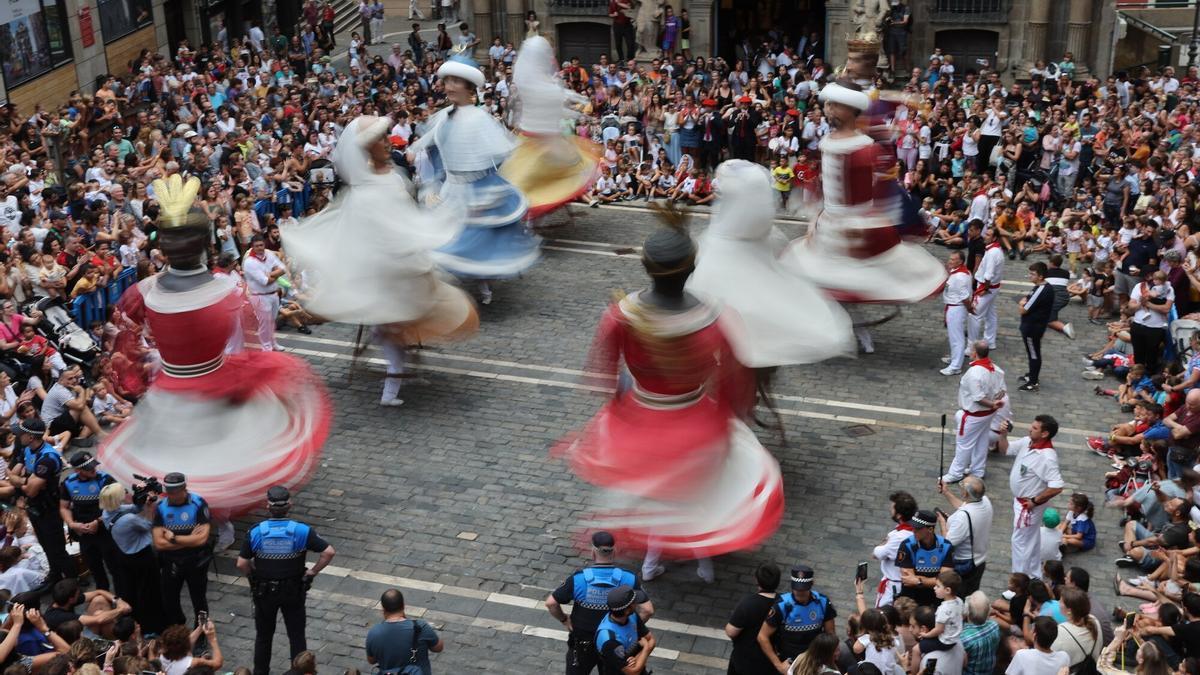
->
[248,518,311,579]
[595,612,640,656]
[63,471,113,522]
[777,590,830,634]
[902,535,953,575]
[573,566,637,611]
[22,443,62,506]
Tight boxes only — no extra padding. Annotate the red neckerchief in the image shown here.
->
[1029,438,1054,450]
[986,242,1002,251]
[969,357,995,372]
[951,265,969,275]
[251,250,267,261]
[894,521,914,532]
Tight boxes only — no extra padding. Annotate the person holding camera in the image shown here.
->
[235,486,335,675]
[151,473,211,629]
[8,417,76,585]
[59,452,119,594]
[99,482,166,635]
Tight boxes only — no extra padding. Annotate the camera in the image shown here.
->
[132,474,162,507]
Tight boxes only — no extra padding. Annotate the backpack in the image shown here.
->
[1063,623,1100,675]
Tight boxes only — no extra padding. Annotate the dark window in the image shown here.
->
[98,0,153,44]
[0,0,73,89]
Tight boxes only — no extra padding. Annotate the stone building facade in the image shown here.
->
[825,0,1118,82]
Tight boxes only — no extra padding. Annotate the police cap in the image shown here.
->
[790,564,814,590]
[606,585,647,611]
[162,472,187,491]
[267,485,291,506]
[17,418,45,436]
[911,509,937,529]
[68,451,98,470]
[591,531,615,552]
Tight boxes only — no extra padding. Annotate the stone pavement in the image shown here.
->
[197,203,1134,673]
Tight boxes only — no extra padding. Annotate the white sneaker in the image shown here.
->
[1081,369,1105,380]
[939,366,961,376]
[1082,356,1095,366]
[941,356,952,364]
[1063,322,1076,340]
[642,564,666,581]
[379,397,405,407]
[941,472,965,484]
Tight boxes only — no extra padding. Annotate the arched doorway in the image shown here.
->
[556,21,610,67]
[934,29,999,75]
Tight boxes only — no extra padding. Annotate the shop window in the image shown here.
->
[0,0,72,89]
[98,0,152,44]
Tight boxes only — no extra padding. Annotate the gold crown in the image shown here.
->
[150,174,203,229]
[847,32,881,55]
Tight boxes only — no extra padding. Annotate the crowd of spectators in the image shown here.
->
[1,0,1200,671]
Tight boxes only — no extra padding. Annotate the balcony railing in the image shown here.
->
[930,0,1009,23]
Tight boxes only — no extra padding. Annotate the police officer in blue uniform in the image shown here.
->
[236,486,336,675]
[757,564,837,673]
[8,418,76,584]
[59,452,119,593]
[546,532,655,675]
[594,585,656,675]
[151,472,212,627]
[897,509,956,607]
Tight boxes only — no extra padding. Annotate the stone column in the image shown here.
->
[1021,0,1050,74]
[825,0,851,73]
[687,0,711,59]
[1066,0,1093,78]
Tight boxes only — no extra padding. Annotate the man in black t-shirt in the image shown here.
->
[725,564,780,675]
[1142,591,1200,657]
[43,578,131,638]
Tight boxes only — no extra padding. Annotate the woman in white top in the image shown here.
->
[1049,588,1102,668]
[156,622,223,675]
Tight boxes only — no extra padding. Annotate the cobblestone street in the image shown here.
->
[209,203,1133,673]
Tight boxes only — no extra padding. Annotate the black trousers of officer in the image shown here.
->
[121,546,166,635]
[698,141,722,172]
[566,633,600,675]
[160,553,209,627]
[77,528,121,592]
[252,578,306,675]
[30,508,76,584]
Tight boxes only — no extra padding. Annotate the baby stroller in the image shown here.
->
[29,296,100,371]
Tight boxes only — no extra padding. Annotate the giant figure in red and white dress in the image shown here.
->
[555,214,784,582]
[781,80,946,307]
[98,175,331,519]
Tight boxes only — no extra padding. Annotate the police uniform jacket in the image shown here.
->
[239,517,330,580]
[551,564,643,640]
[595,613,649,674]
[896,534,956,607]
[61,470,117,523]
[21,443,63,514]
[764,589,837,660]
[153,493,212,561]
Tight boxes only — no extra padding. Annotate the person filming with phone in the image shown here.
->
[936,476,994,597]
